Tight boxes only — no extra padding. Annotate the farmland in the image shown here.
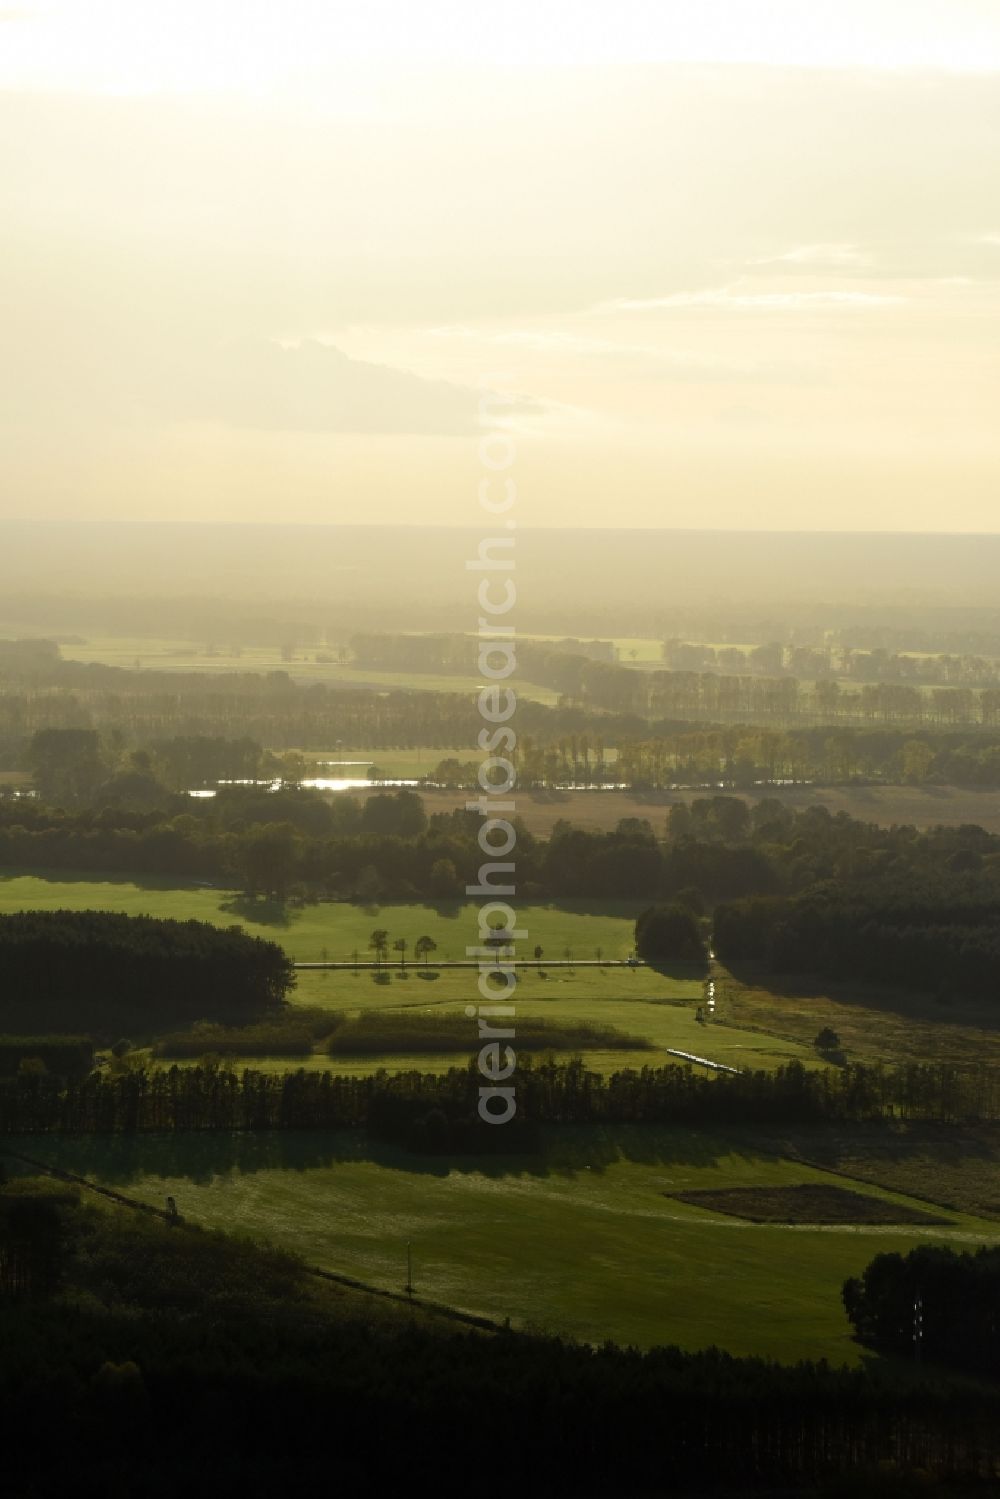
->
[4,874,1000,1071]
[57,635,561,703]
[377,781,1000,838]
[12,1124,998,1364]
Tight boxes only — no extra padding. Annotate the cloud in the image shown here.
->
[427,322,822,384]
[748,243,872,268]
[591,287,905,313]
[183,339,540,435]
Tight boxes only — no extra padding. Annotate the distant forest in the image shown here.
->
[9,644,1000,787]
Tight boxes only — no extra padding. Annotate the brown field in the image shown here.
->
[715,962,1000,1068]
[339,782,1000,836]
[759,1121,1000,1221]
[667,1183,951,1226]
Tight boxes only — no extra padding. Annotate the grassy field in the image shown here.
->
[612,637,663,662]
[293,746,483,779]
[5,871,997,1072]
[142,967,818,1077]
[717,963,1000,1068]
[0,878,646,963]
[57,636,560,704]
[13,1125,998,1363]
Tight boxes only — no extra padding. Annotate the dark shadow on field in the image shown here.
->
[644,958,709,982]
[427,898,463,919]
[723,956,1000,1032]
[6,1122,773,1189]
[219,895,293,928]
[754,1120,1000,1173]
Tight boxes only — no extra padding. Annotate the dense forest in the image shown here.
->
[9,653,1000,797]
[11,648,1000,785]
[3,770,1000,924]
[0,912,292,1038]
[714,876,1000,1000]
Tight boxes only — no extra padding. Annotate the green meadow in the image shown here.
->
[13,1125,997,1364]
[0,876,642,963]
[0,874,868,1074]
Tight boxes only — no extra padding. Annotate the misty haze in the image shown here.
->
[2,6,1000,1496]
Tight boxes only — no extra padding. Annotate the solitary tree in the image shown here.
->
[393,936,409,970]
[369,929,389,968]
[415,935,437,966]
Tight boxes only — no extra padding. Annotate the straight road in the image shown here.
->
[294,958,645,970]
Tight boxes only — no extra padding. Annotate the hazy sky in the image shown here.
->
[2,1,1000,530]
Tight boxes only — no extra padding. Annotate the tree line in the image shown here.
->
[714,874,1000,1002]
[351,630,1000,731]
[4,1056,999,1137]
[664,636,1000,689]
[3,784,1000,912]
[16,672,1000,793]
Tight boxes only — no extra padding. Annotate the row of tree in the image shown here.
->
[351,631,1000,730]
[664,637,1000,689]
[3,785,1000,910]
[4,1057,1000,1136]
[17,679,1000,796]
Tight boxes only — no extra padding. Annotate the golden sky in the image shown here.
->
[2,1,1000,530]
